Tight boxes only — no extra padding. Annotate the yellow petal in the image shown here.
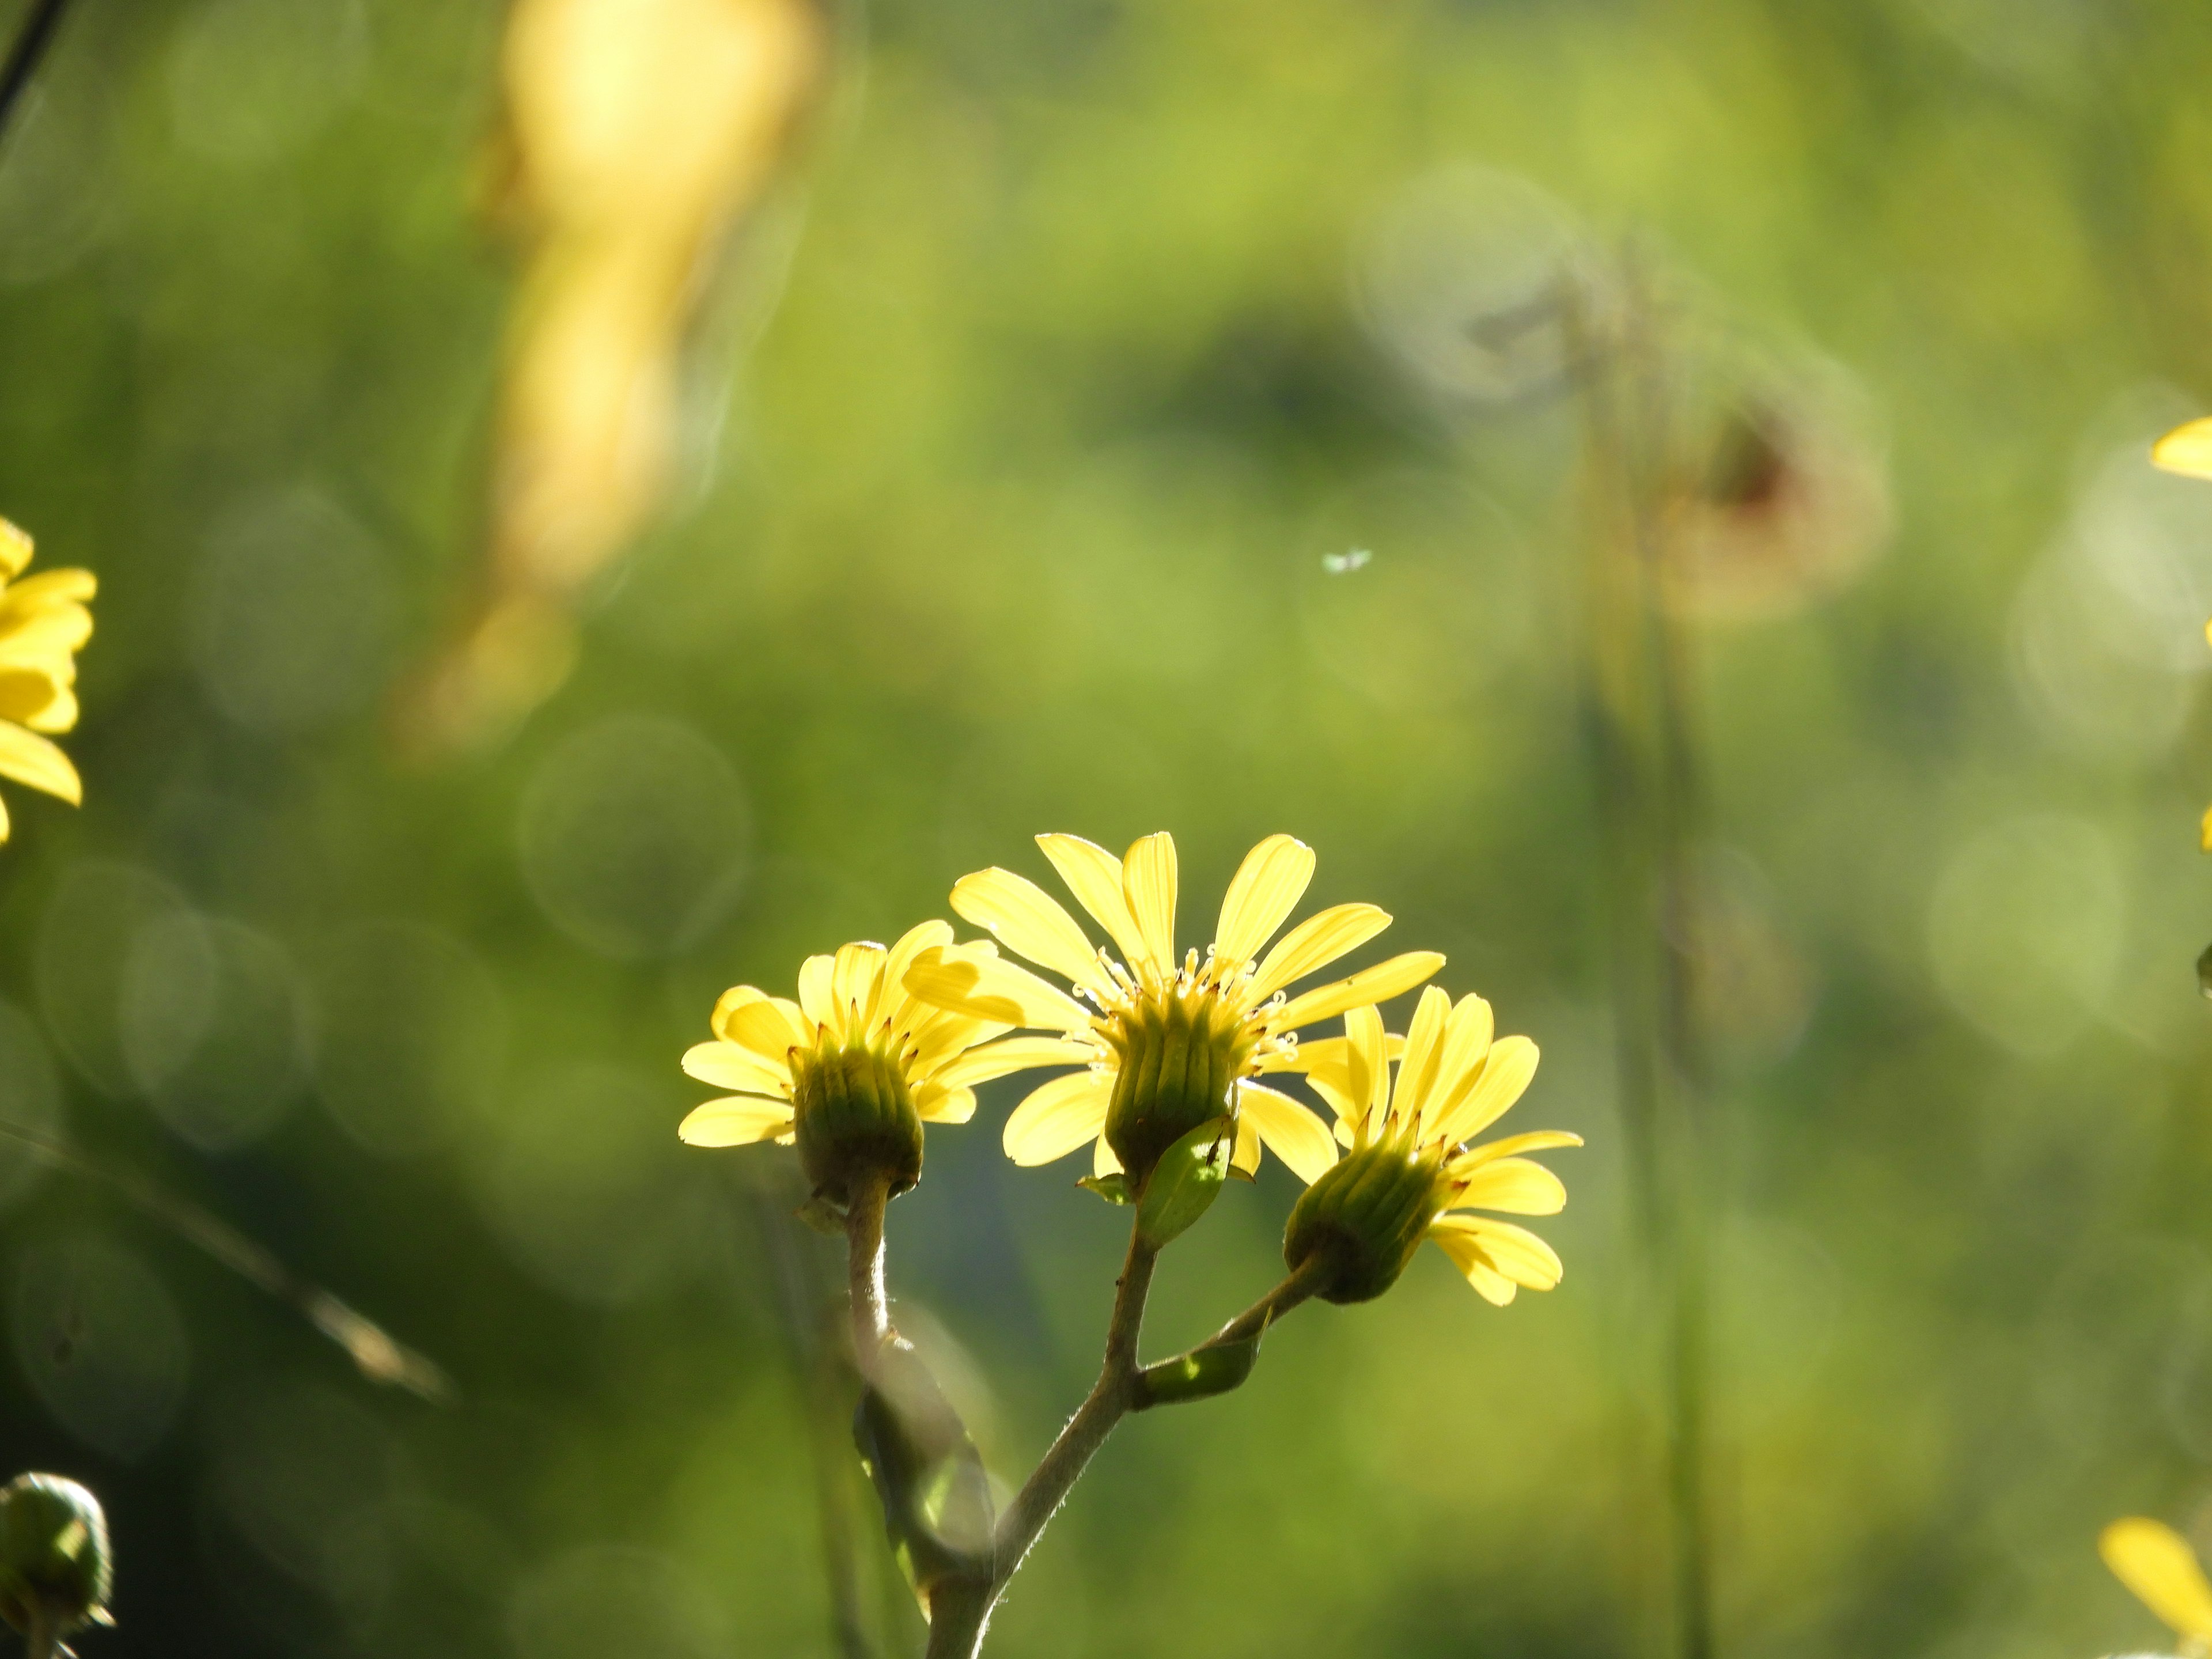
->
[1093,1133,1123,1178]
[1121,831,1177,975]
[1246,902,1391,1003]
[951,867,1115,996]
[797,952,838,1032]
[20,683,75,735]
[0,567,93,612]
[1237,1081,1337,1184]
[835,941,892,1035]
[1344,1005,1389,1131]
[1036,833,1150,968]
[1430,1215,1562,1290]
[931,1035,1098,1089]
[1272,950,1444,1034]
[1230,1111,1262,1176]
[2201,802,2212,855]
[905,945,1093,1033]
[915,1082,976,1124]
[2101,1518,2212,1639]
[0,723,79,805]
[678,1096,794,1147]
[1426,1224,1519,1305]
[0,603,90,656]
[0,520,32,579]
[1213,834,1315,967]
[1002,1070,1112,1165]
[714,988,808,1062]
[907,1005,1011,1075]
[1449,1157,1566,1216]
[1392,986,1454,1126]
[882,918,956,1035]
[1449,1130,1585,1173]
[2153,418,2212,482]
[1429,1034,1539,1146]
[0,787,12,842]
[680,1040,791,1096]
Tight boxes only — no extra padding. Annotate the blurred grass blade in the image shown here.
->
[0,1117,452,1403]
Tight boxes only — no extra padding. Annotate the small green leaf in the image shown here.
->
[1076,1173,1132,1205]
[1135,1115,1233,1249]
[1134,1334,1262,1408]
[796,1194,849,1236]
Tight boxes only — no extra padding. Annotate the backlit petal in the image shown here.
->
[680,1040,791,1096]
[1426,1224,1519,1305]
[678,1096,794,1147]
[1246,903,1390,1003]
[1237,1082,1337,1184]
[915,1082,977,1124]
[0,722,79,804]
[1036,833,1150,967]
[906,945,1092,1033]
[1122,832,1177,975]
[932,1035,1098,1089]
[1272,950,1444,1035]
[1213,834,1315,967]
[714,988,808,1062]
[1392,986,1453,1127]
[2153,418,2212,482]
[1448,1131,1584,1174]
[2102,1518,2212,1640]
[1429,1035,1539,1146]
[952,867,1115,995]
[1449,1157,1566,1215]
[1002,1070,1112,1165]
[797,953,838,1032]
[1431,1215,1562,1290]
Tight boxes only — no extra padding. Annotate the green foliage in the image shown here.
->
[1133,1115,1234,1249]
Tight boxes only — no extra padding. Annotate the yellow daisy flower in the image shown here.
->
[0,518,94,842]
[905,832,1444,1189]
[676,920,1014,1202]
[2102,1516,2212,1657]
[1282,986,1580,1305]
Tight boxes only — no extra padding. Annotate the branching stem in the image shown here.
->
[0,0,74,149]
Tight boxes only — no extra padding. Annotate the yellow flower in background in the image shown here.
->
[2101,1516,2212,1656]
[414,0,826,753]
[677,921,1011,1203]
[1282,987,1580,1305]
[0,519,94,843]
[2154,420,2212,483]
[905,832,1442,1188]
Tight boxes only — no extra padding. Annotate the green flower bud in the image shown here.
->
[1103,987,1253,1187]
[0,1474,112,1637]
[1282,1142,1447,1304]
[792,1041,925,1206]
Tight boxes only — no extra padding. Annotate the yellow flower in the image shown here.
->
[676,921,1012,1202]
[2154,419,2212,483]
[0,519,94,842]
[1283,987,1580,1305]
[2101,1516,2212,1656]
[905,831,1443,1188]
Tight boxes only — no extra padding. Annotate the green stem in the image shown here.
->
[844,1173,892,1362]
[22,1600,57,1659]
[923,1222,1161,1659]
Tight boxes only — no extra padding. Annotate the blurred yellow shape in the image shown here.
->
[2153,418,2212,481]
[418,0,824,753]
[0,518,94,842]
[2101,1517,2212,1649]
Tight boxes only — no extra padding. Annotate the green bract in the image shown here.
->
[1282,1142,1447,1305]
[793,1041,925,1205]
[1102,986,1252,1185]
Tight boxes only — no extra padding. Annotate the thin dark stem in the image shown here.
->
[1204,1257,1325,1349]
[22,1599,56,1659]
[0,0,74,149]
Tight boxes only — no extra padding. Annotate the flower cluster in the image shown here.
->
[679,830,1580,1290]
[0,520,94,842]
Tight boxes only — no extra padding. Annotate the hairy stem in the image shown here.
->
[923,1223,1161,1659]
[22,1601,56,1659]
[844,1173,892,1362]
[1205,1258,1324,1349]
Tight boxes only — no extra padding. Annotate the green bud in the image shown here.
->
[791,1042,924,1206]
[1134,1332,1261,1408]
[0,1474,112,1637]
[1103,989,1252,1185]
[1282,1142,1446,1304]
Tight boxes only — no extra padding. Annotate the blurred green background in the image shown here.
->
[4,0,2212,1655]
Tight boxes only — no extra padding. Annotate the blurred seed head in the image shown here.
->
[10,1232,190,1463]
[1658,360,1893,622]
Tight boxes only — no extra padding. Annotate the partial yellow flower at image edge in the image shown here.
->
[905,831,1444,1192]
[2101,1516,2212,1655]
[0,518,95,842]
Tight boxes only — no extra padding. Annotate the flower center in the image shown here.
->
[791,1039,925,1204]
[1101,982,1257,1187]
[1282,1141,1451,1304]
